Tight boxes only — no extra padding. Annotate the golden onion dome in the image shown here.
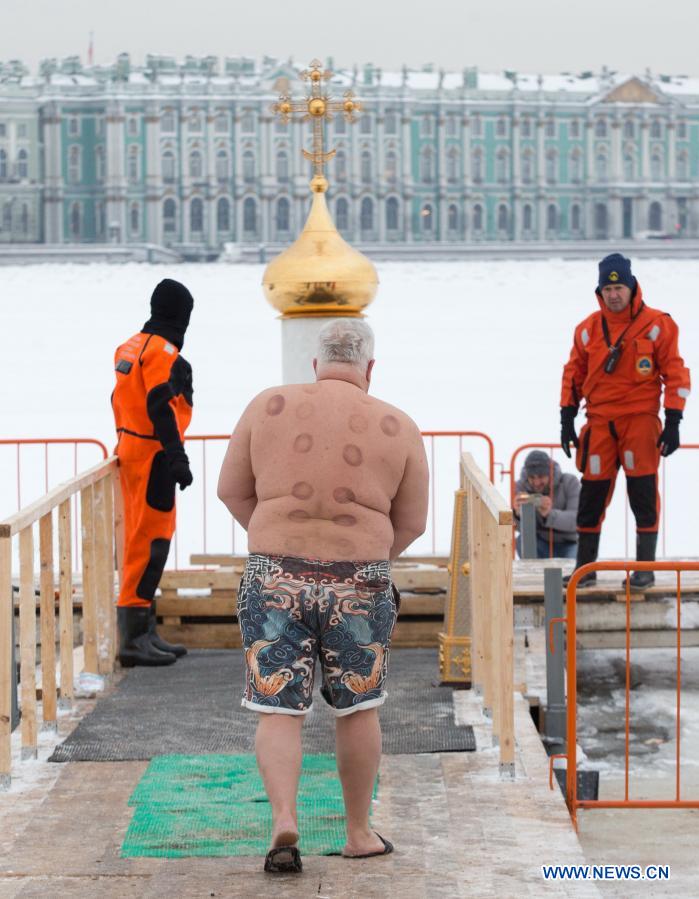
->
[262,175,378,317]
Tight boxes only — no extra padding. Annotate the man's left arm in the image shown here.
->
[544,475,580,533]
[217,404,257,529]
[655,316,691,456]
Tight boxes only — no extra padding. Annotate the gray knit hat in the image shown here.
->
[524,450,552,477]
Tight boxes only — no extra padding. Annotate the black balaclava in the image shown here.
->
[142,279,194,350]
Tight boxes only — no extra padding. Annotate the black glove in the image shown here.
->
[165,445,193,490]
[560,405,579,458]
[657,409,682,457]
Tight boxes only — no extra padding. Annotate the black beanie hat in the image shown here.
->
[142,279,194,349]
[598,253,635,291]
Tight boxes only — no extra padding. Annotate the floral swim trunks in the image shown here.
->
[237,553,398,716]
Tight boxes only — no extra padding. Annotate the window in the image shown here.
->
[522,150,534,184]
[243,150,255,183]
[215,113,229,133]
[677,151,689,181]
[275,117,288,134]
[569,150,582,183]
[334,115,346,135]
[0,149,6,179]
[420,147,434,184]
[217,197,231,231]
[0,123,6,137]
[448,203,458,232]
[69,202,81,238]
[595,151,608,182]
[20,203,29,234]
[421,116,433,137]
[241,111,255,134]
[384,112,397,135]
[447,116,458,137]
[335,150,347,181]
[188,110,202,132]
[96,145,105,182]
[623,118,635,139]
[336,197,349,231]
[360,115,372,135]
[360,196,374,231]
[386,196,399,231]
[571,203,581,232]
[189,149,203,179]
[96,201,105,238]
[546,150,557,184]
[496,117,508,138]
[472,203,483,231]
[497,204,509,233]
[651,151,663,181]
[545,117,556,138]
[421,203,433,232]
[650,118,663,139]
[472,149,483,182]
[276,151,289,183]
[162,151,176,182]
[127,145,140,182]
[547,203,558,231]
[447,148,459,183]
[17,148,28,180]
[361,151,373,184]
[276,197,290,232]
[2,202,11,230]
[495,149,508,184]
[68,145,81,184]
[243,196,257,232]
[623,150,635,181]
[569,119,580,139]
[190,197,204,232]
[163,198,177,234]
[127,116,138,136]
[523,203,533,232]
[68,117,80,137]
[17,123,27,138]
[520,117,532,138]
[471,115,482,137]
[649,201,663,231]
[130,202,140,233]
[161,110,176,133]
[594,203,608,238]
[678,120,688,139]
[216,149,229,182]
[594,117,607,138]
[385,150,398,182]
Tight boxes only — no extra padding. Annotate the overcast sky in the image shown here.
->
[1,0,696,78]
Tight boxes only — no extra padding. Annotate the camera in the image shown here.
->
[604,345,622,374]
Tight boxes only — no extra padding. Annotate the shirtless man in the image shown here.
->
[217,318,429,874]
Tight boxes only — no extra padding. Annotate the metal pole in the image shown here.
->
[520,501,538,559]
[544,567,566,748]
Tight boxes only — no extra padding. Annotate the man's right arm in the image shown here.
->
[217,402,257,529]
[389,423,429,561]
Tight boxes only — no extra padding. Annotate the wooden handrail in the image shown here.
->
[0,457,117,538]
[460,452,512,526]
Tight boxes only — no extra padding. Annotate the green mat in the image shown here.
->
[122,754,372,858]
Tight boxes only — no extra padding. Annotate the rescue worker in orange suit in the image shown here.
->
[561,254,690,589]
[112,279,194,665]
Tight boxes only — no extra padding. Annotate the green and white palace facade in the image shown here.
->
[2,54,699,252]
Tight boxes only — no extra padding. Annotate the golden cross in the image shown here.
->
[271,58,362,181]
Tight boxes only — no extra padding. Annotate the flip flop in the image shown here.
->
[264,845,303,874]
[343,832,394,859]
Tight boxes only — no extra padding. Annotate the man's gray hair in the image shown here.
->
[316,318,375,367]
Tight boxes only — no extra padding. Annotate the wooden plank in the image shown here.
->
[19,527,37,759]
[497,522,515,770]
[460,452,512,526]
[58,499,74,707]
[103,472,116,666]
[39,512,57,728]
[0,535,12,783]
[80,485,98,674]
[0,459,117,538]
[480,508,495,716]
[113,466,125,598]
[92,478,113,675]
[469,487,484,692]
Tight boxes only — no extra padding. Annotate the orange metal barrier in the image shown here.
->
[550,560,699,830]
[177,431,496,566]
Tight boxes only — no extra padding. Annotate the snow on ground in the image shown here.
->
[2,258,699,559]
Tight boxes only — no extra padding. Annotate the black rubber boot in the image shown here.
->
[117,606,177,667]
[628,532,657,591]
[563,532,600,588]
[149,602,187,658]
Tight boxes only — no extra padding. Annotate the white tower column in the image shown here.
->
[145,103,162,245]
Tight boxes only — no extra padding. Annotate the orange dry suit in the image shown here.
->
[112,332,193,607]
[560,283,690,534]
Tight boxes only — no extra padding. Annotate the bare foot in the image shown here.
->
[343,829,388,857]
[271,817,299,849]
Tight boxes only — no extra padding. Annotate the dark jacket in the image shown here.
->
[514,461,579,543]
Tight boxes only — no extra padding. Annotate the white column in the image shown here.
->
[401,111,413,241]
[667,120,676,182]
[42,102,63,243]
[437,115,447,240]
[641,120,650,181]
[611,119,621,183]
[585,117,594,184]
[206,110,218,249]
[536,117,545,189]
[180,111,190,245]
[106,99,126,242]
[144,103,161,245]
[376,108,386,243]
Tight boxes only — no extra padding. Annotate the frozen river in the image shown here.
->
[2,257,699,558]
